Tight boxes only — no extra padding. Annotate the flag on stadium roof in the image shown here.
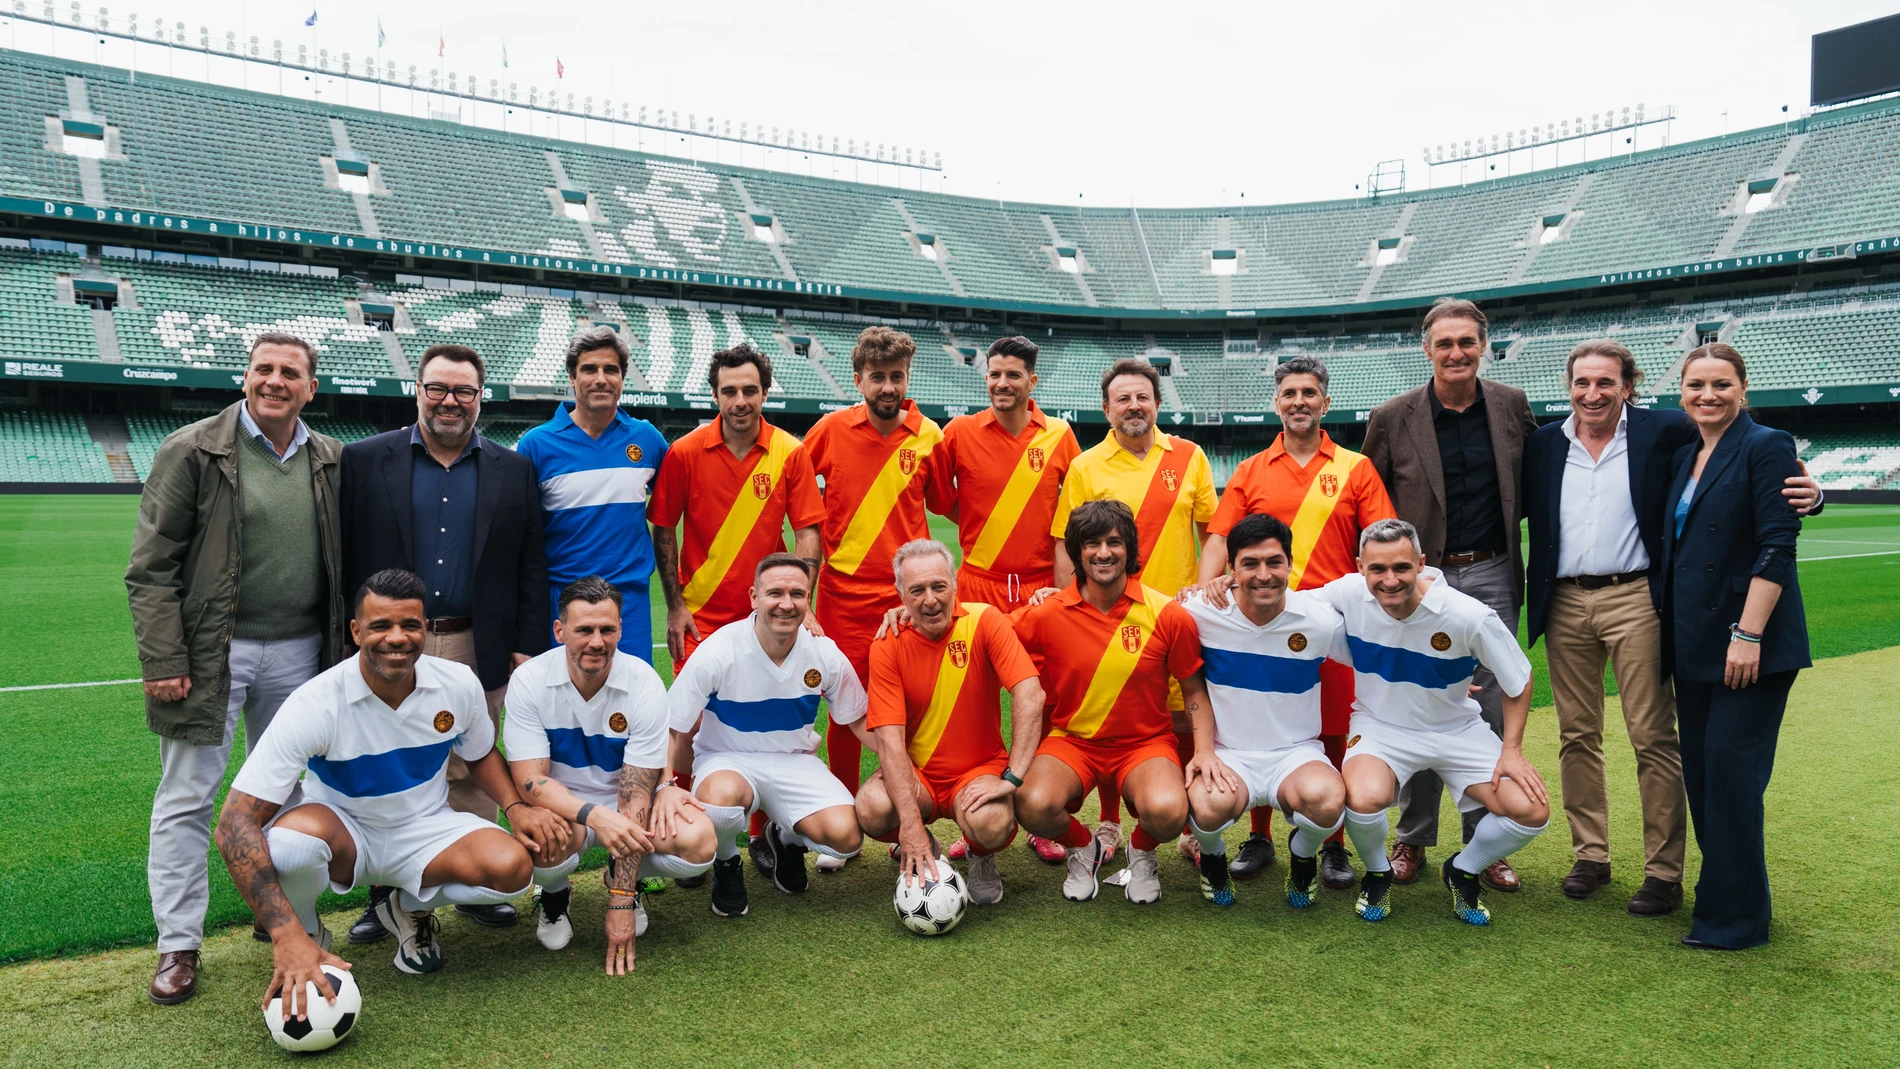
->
[438,32,445,57]
[502,45,509,68]
[377,18,386,48]
[556,56,564,79]
[304,9,317,27]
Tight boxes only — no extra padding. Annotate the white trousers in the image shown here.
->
[147,634,319,952]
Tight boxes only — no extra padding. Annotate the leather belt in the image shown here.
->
[1560,569,1649,591]
[1441,549,1497,568]
[427,616,473,635]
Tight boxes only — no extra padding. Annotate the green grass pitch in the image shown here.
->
[1,496,1896,1066]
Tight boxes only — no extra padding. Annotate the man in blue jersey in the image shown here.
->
[516,327,669,662]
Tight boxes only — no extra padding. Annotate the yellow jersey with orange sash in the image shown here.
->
[648,420,827,646]
[1051,431,1217,599]
[1009,582,1204,746]
[1208,432,1396,589]
[932,401,1082,601]
[865,603,1038,787]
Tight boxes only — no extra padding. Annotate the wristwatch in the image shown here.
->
[1001,769,1024,788]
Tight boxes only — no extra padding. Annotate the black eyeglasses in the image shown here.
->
[420,383,480,403]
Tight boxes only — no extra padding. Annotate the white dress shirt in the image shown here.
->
[1556,411,1648,578]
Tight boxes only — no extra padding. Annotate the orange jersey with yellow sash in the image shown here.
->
[647,420,827,633]
[1051,431,1217,598]
[803,400,947,586]
[1209,432,1395,589]
[864,603,1037,780]
[932,402,1081,587]
[1010,582,1203,745]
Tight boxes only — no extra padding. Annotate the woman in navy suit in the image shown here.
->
[1661,343,1810,951]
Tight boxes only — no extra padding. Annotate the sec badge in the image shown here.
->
[1431,631,1452,651]
[625,443,643,463]
[609,712,628,733]
[752,471,772,500]
[433,710,455,733]
[804,669,822,688]
[1119,624,1143,653]
[1287,632,1308,653]
[948,639,969,668]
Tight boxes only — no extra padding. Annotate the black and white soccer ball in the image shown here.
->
[264,964,361,1052]
[893,858,969,936]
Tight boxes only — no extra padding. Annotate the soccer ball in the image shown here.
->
[893,858,969,936]
[264,965,361,1052]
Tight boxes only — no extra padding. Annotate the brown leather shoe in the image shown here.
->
[149,950,200,1005]
[1481,858,1521,893]
[1389,842,1426,884]
[1562,860,1612,899]
[1627,877,1684,916]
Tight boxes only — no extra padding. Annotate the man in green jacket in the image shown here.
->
[126,333,345,1007]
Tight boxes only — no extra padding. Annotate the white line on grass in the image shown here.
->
[0,678,140,693]
[1802,549,1900,562]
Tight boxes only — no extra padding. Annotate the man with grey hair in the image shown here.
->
[1315,517,1548,926]
[516,325,669,661]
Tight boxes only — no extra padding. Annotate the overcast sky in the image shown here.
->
[12,0,1899,208]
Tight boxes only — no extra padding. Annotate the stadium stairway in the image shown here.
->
[82,412,138,483]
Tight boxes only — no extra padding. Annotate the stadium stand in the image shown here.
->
[0,409,114,482]
[1797,429,1900,490]
[0,245,99,364]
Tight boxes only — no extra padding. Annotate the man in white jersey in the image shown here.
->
[667,553,872,918]
[506,577,716,974]
[1181,514,1349,910]
[1317,519,1549,926]
[215,570,567,1019]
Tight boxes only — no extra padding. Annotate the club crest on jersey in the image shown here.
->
[948,640,969,668]
[1119,624,1143,653]
[752,471,773,499]
[1431,631,1452,651]
[433,710,455,734]
[1288,632,1308,652]
[1027,446,1046,473]
[625,444,644,463]
[898,448,918,476]
[1347,734,1362,748]
[609,712,628,733]
[1161,469,1178,492]
[804,668,823,688]
[1319,474,1339,498]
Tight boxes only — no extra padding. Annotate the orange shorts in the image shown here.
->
[955,566,1050,613]
[1035,733,1181,811]
[916,754,1010,820]
[1320,658,1354,736]
[817,575,898,685]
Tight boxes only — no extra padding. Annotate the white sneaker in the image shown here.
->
[816,851,851,873]
[1062,839,1102,902]
[534,887,572,951]
[633,892,650,938]
[966,851,1003,905]
[373,896,444,975]
[1125,847,1162,904]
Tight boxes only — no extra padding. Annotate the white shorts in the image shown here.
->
[282,802,495,899]
[555,827,712,881]
[692,750,854,830]
[1216,741,1331,812]
[1345,714,1502,813]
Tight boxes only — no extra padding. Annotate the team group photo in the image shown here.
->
[2,2,1897,1066]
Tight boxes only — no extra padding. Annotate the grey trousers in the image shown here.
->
[1395,554,1517,848]
[148,633,320,952]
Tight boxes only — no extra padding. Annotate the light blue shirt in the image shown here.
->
[237,402,310,462]
[1674,477,1697,540]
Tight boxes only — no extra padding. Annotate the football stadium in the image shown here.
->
[2,2,1899,1065]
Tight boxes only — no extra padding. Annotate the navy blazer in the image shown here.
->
[1659,411,1811,684]
[340,427,550,691]
[1525,405,1696,645]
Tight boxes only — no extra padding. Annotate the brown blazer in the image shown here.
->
[1361,379,1537,594]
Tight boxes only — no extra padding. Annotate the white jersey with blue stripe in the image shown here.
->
[231,654,494,827]
[514,402,669,590]
[1185,590,1347,752]
[666,617,867,756]
[502,646,669,807]
[1317,568,1532,733]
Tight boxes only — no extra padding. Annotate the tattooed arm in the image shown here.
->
[1177,671,1242,795]
[214,790,350,1017]
[513,756,649,863]
[604,763,665,977]
[653,524,697,663]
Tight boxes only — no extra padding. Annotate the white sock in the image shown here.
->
[400,879,532,913]
[701,804,747,861]
[1188,815,1230,857]
[1345,809,1391,873]
[1452,813,1547,875]
[797,831,859,860]
[1290,810,1345,859]
[532,853,581,894]
[265,827,331,935]
[644,849,713,879]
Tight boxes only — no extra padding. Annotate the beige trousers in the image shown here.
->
[422,629,508,821]
[1545,577,1687,881]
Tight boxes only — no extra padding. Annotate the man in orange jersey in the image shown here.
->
[648,342,827,881]
[1192,355,1395,888]
[801,326,949,833]
[928,334,1080,866]
[1051,358,1217,868]
[1014,499,1216,906]
[856,540,1046,905]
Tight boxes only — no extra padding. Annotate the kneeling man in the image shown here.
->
[1182,514,1349,909]
[505,576,716,974]
[1321,520,1549,926]
[215,570,566,1018]
[857,540,1046,905]
[667,553,872,917]
[1012,499,1208,905]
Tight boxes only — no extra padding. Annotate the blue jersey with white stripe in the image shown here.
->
[1186,590,1346,751]
[515,403,668,592]
[502,646,670,807]
[231,654,494,827]
[1317,568,1532,733]
[666,617,867,756]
